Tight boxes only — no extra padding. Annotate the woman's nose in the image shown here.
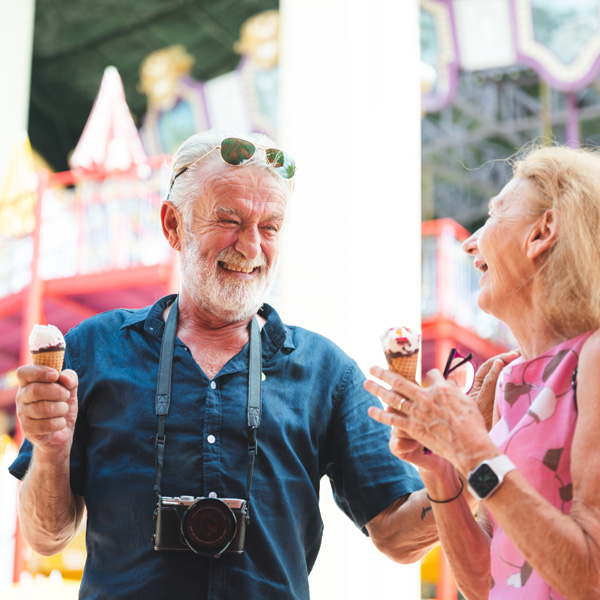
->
[462,228,481,255]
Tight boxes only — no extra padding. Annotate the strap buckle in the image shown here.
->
[248,427,258,455]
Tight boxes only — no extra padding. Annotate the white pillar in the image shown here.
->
[277,1,422,598]
[0,0,36,186]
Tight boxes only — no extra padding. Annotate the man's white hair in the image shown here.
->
[167,129,294,222]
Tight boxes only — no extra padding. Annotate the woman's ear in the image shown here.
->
[527,209,557,260]
[161,202,183,251]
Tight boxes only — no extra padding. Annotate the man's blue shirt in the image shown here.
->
[10,295,423,599]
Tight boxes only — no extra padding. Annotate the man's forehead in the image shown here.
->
[201,167,288,205]
[209,175,288,195]
[184,174,287,224]
[212,204,285,219]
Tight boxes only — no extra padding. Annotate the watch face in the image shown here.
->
[469,463,499,498]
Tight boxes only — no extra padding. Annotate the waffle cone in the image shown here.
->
[386,352,419,383]
[32,350,65,372]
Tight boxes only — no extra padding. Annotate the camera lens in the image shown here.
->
[181,498,237,556]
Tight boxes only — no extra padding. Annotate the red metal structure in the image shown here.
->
[0,156,178,413]
[421,218,511,376]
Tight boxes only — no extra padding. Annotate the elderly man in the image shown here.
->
[10,131,437,599]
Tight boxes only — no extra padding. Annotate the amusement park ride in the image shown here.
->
[0,71,177,414]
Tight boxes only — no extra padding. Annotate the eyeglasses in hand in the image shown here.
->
[443,348,475,394]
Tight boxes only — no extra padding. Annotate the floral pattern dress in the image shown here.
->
[488,331,593,599]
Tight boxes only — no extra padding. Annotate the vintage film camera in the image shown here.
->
[153,495,248,556]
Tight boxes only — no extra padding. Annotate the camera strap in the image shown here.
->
[153,296,262,520]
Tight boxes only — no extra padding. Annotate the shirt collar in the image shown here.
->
[121,294,295,356]
[258,303,295,358]
[120,294,176,339]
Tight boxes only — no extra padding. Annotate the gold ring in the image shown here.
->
[399,397,407,411]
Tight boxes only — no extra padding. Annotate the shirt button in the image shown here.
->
[208,491,217,499]
[210,381,217,390]
[207,435,216,444]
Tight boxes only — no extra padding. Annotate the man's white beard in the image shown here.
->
[180,236,274,323]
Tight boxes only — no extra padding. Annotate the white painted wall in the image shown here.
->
[278,1,422,598]
[0,0,36,188]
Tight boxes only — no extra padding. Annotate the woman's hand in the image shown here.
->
[383,403,451,474]
[470,350,520,430]
[365,366,496,476]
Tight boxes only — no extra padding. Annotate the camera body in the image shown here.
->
[153,495,247,556]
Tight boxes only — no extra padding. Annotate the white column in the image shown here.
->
[277,1,422,599]
[0,0,36,186]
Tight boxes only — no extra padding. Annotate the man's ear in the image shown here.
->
[527,209,557,260]
[161,202,183,251]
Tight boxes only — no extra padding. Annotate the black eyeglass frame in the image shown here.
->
[443,348,474,385]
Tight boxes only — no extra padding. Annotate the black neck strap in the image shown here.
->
[153,297,262,512]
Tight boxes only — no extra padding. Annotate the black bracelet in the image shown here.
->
[427,477,464,504]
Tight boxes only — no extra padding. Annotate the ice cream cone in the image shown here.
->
[32,350,65,372]
[380,326,421,383]
[386,351,419,383]
[29,324,66,372]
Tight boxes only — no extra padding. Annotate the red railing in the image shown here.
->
[422,218,514,348]
[0,154,175,405]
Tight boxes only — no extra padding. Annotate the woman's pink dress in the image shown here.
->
[488,331,593,599]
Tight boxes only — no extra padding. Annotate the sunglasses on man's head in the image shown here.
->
[166,137,296,200]
[443,348,475,394]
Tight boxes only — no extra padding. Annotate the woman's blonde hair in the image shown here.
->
[511,144,600,338]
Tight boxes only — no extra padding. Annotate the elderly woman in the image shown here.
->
[366,145,600,599]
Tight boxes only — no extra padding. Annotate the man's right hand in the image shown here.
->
[15,366,84,556]
[15,366,79,456]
